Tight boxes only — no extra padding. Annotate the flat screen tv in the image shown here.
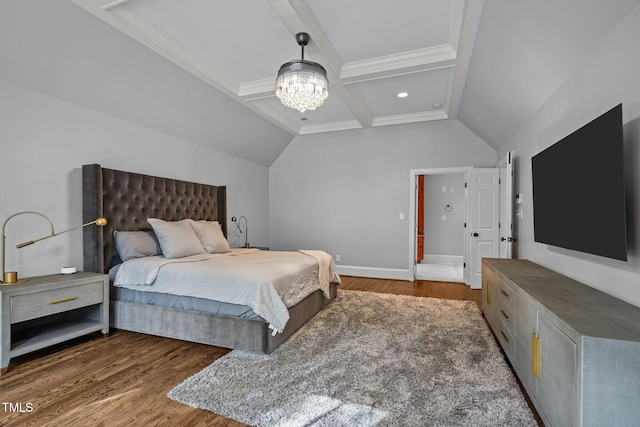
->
[531,104,627,261]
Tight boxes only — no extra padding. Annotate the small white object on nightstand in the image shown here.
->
[60,266,77,274]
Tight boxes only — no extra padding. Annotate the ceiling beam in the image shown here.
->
[447,0,485,119]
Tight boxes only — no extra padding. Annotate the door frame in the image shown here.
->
[408,167,472,281]
[498,151,515,258]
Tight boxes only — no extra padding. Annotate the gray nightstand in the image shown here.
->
[1,272,109,374]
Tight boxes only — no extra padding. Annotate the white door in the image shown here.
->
[498,151,515,258]
[466,168,500,289]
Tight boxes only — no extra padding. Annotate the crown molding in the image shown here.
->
[299,120,363,135]
[448,0,468,54]
[239,79,275,100]
[101,0,131,10]
[340,45,457,83]
[372,110,448,128]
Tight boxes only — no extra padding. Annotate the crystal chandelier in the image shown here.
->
[275,32,328,113]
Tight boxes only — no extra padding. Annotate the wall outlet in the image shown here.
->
[335,254,341,262]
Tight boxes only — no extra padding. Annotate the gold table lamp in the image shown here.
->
[1,211,107,284]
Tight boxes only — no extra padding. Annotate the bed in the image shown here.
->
[81,164,338,353]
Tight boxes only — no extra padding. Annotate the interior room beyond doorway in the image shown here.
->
[416,173,465,282]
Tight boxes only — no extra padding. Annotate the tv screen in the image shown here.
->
[532,104,627,261]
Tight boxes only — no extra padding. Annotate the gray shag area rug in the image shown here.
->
[168,290,537,426]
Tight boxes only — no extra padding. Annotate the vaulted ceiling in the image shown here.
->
[2,0,639,166]
[72,0,481,137]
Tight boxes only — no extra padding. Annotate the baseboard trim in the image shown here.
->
[336,265,413,281]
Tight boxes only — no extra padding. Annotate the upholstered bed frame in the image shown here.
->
[82,164,335,353]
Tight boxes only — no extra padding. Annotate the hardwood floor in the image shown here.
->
[0,331,239,426]
[340,276,481,306]
[0,277,482,426]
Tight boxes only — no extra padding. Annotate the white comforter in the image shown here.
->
[113,249,339,333]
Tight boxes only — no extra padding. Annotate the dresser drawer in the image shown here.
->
[495,320,515,358]
[10,281,104,324]
[497,280,515,310]
[496,281,515,332]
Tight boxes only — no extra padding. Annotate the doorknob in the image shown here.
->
[501,237,506,241]
[472,232,479,237]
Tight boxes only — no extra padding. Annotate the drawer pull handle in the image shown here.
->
[501,310,510,320]
[500,330,509,343]
[531,333,541,379]
[50,296,78,305]
[501,290,509,298]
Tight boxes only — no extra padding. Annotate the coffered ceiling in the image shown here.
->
[3,0,639,166]
[71,0,483,136]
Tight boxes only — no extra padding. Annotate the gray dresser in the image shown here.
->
[482,258,640,427]
[1,272,109,374]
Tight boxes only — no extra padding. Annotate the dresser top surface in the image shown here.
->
[483,258,640,342]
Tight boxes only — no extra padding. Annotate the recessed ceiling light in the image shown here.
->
[397,92,409,98]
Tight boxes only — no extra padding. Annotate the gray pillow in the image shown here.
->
[189,220,230,254]
[113,230,162,261]
[147,218,205,258]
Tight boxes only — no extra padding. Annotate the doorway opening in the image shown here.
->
[408,153,514,288]
[416,172,466,282]
[408,167,472,283]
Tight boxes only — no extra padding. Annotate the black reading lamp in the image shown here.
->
[1,211,107,284]
[231,216,249,248]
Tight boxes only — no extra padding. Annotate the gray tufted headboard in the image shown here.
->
[82,164,227,274]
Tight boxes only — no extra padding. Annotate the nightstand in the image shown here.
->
[1,272,109,375]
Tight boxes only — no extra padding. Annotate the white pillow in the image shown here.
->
[189,220,230,254]
[147,218,205,259]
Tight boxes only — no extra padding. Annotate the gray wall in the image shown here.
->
[0,80,270,279]
[423,173,466,257]
[269,120,496,279]
[498,5,640,307]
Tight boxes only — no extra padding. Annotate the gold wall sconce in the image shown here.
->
[1,211,107,284]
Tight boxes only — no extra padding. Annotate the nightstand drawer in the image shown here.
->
[10,281,104,324]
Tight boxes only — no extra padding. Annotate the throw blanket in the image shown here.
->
[298,250,339,296]
[114,249,337,333]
